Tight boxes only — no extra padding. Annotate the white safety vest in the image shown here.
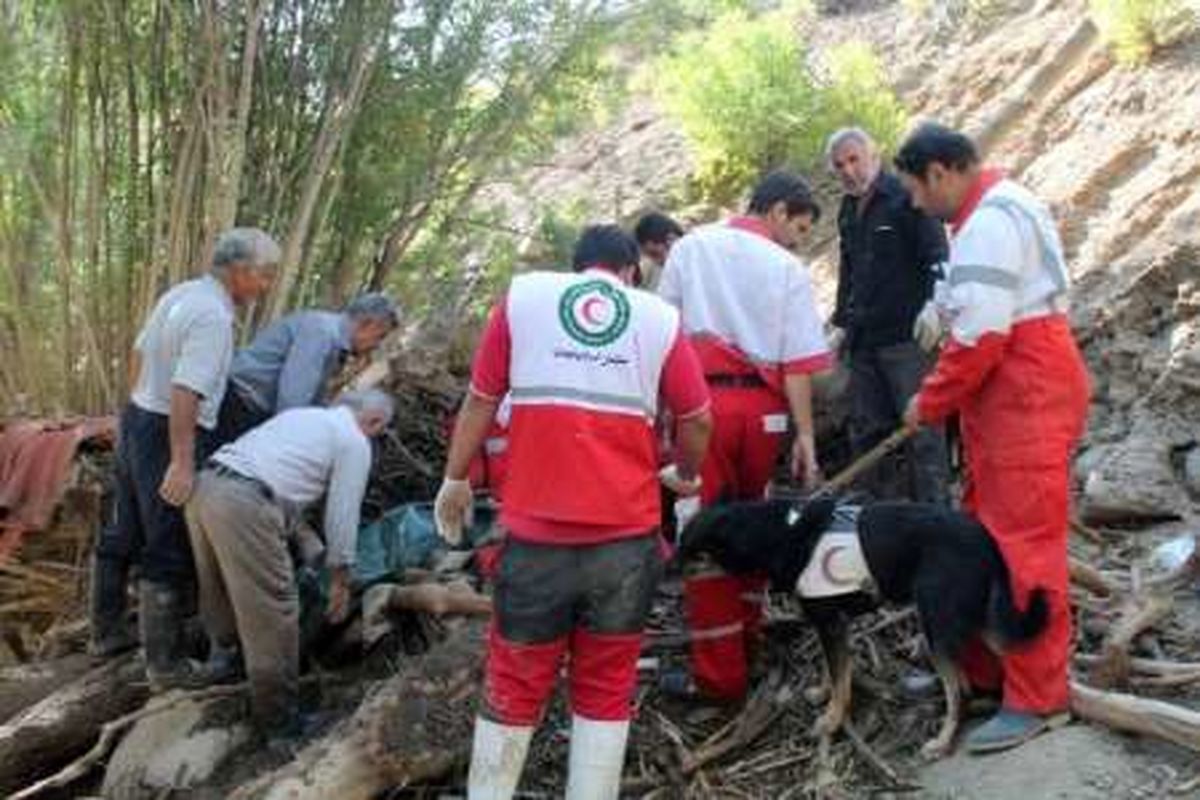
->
[936,179,1072,346]
[506,269,679,422]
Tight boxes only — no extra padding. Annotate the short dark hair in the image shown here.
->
[747,171,821,223]
[634,212,684,246]
[572,224,641,272]
[894,123,980,179]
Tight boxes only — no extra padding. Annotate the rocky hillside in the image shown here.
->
[861,0,1200,523]
[482,0,1200,522]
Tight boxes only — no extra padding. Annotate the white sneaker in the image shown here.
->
[466,717,533,800]
[565,715,630,800]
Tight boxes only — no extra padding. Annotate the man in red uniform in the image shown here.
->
[896,123,1090,753]
[436,225,713,799]
[658,171,832,701]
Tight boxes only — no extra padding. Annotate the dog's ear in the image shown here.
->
[789,494,838,533]
[765,495,839,592]
[677,504,721,558]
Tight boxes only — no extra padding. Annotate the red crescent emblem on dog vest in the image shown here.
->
[821,545,857,586]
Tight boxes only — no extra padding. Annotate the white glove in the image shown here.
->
[913,300,945,352]
[659,464,702,496]
[434,478,474,546]
[674,495,702,543]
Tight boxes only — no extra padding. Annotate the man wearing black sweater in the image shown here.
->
[828,128,950,504]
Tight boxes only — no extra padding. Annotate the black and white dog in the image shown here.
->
[679,496,1048,757]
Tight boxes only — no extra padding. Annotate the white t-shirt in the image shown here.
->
[212,406,372,567]
[131,275,235,430]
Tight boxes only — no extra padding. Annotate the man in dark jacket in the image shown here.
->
[828,128,949,504]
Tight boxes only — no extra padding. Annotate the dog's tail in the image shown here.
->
[988,578,1050,644]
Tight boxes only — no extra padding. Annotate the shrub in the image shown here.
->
[1089,0,1197,64]
[820,43,909,158]
[650,4,908,201]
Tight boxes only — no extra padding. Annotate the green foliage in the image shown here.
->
[821,43,909,156]
[650,5,907,201]
[1089,0,1196,64]
[0,0,628,413]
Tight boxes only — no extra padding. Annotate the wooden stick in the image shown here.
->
[842,723,917,790]
[1069,517,1105,546]
[1070,681,1200,753]
[1091,592,1173,688]
[1075,654,1200,675]
[820,428,914,496]
[1069,557,1117,597]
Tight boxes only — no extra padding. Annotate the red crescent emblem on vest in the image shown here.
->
[821,545,855,586]
[581,296,607,325]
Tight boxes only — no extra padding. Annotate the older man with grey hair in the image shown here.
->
[186,388,394,742]
[216,292,399,442]
[90,227,280,689]
[827,127,951,505]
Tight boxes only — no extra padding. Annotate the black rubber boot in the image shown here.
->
[89,556,136,658]
[138,580,205,692]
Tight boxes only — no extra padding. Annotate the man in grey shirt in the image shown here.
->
[186,389,393,742]
[90,228,280,692]
[216,293,399,442]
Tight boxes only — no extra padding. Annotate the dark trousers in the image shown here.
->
[94,404,217,585]
[848,341,949,505]
[214,385,270,446]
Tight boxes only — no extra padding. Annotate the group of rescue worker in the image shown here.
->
[85,118,1090,796]
[437,121,1090,799]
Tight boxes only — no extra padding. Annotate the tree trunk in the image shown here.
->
[267,27,379,320]
[200,0,269,263]
[0,654,148,796]
[230,619,484,800]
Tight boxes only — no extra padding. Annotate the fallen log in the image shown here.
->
[230,619,485,800]
[0,652,148,795]
[11,685,251,800]
[1070,681,1200,753]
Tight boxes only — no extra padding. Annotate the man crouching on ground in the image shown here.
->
[185,389,394,743]
[436,225,713,800]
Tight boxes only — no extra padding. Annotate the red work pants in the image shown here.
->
[956,459,1073,712]
[952,320,1090,714]
[683,385,784,699]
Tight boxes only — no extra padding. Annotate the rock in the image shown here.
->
[101,694,253,800]
[1080,435,1190,523]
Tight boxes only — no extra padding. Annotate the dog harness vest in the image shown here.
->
[793,505,875,598]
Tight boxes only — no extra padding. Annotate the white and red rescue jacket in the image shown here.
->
[470,268,710,543]
[917,171,1090,466]
[657,217,832,393]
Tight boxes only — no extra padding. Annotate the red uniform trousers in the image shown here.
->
[931,318,1090,714]
[483,534,661,725]
[682,383,787,699]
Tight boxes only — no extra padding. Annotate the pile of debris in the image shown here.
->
[4,508,1200,798]
[4,363,1200,798]
[0,417,115,663]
